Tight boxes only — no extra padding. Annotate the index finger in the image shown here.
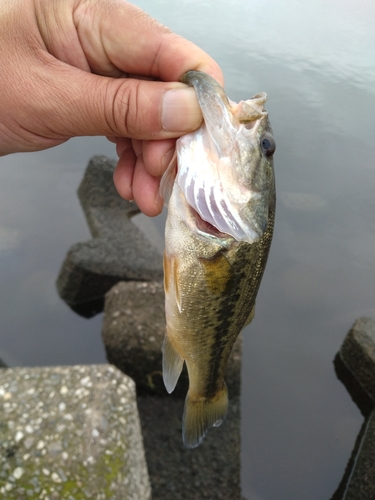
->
[74,0,224,84]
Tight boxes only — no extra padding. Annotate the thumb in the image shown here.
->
[85,75,203,139]
[35,64,203,142]
[1,55,204,154]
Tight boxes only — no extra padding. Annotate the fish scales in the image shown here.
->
[161,70,276,448]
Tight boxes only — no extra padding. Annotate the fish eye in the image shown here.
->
[260,134,276,157]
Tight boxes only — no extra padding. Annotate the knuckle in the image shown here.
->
[107,80,148,138]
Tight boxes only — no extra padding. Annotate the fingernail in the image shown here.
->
[162,88,202,132]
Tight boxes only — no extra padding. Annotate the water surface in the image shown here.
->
[0,1,374,499]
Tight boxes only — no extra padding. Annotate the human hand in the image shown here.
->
[0,0,223,215]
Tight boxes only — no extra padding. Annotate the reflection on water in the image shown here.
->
[0,0,374,499]
[0,138,114,367]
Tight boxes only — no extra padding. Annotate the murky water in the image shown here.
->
[0,0,374,498]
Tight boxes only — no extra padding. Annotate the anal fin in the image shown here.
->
[162,335,184,394]
[244,304,255,327]
[182,383,228,448]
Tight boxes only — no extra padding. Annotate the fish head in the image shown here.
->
[174,71,276,243]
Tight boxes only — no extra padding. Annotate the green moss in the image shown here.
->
[0,445,131,499]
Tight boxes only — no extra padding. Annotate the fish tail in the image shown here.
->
[182,383,228,448]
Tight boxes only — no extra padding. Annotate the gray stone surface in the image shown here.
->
[0,364,151,500]
[340,317,375,402]
[138,394,241,500]
[56,156,163,313]
[333,317,375,500]
[102,280,242,499]
[341,409,375,500]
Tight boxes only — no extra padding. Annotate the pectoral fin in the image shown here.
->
[162,335,184,394]
[164,252,182,313]
[159,150,177,205]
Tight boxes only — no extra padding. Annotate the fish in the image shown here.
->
[160,70,276,448]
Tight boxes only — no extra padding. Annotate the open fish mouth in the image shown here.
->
[191,205,232,239]
[172,71,275,244]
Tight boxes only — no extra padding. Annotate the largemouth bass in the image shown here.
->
[161,71,276,448]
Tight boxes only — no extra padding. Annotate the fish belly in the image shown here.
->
[162,184,273,448]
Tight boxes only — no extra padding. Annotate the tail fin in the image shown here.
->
[182,384,228,448]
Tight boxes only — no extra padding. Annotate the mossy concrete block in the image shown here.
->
[56,156,163,311]
[340,317,375,402]
[0,364,151,500]
[102,280,242,499]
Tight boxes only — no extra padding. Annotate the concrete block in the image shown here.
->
[138,394,241,500]
[341,409,375,500]
[340,317,375,402]
[102,280,242,499]
[0,364,151,500]
[332,317,375,500]
[56,156,163,315]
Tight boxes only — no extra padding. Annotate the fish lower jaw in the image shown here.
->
[192,208,232,239]
[191,206,261,244]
